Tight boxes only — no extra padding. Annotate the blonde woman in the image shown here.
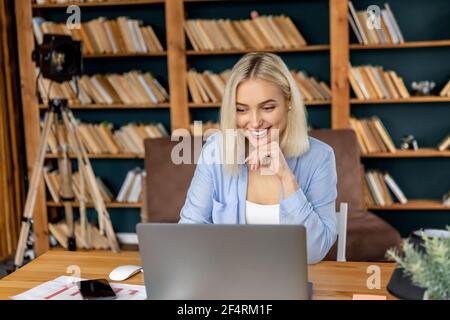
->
[179,52,337,264]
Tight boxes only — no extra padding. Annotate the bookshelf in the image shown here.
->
[350,0,450,232]
[83,52,167,58]
[47,201,143,209]
[362,149,450,158]
[185,45,331,55]
[39,104,170,110]
[350,40,450,50]
[188,100,332,108]
[351,97,450,104]
[16,0,449,254]
[32,0,166,9]
[368,200,449,211]
[45,153,145,159]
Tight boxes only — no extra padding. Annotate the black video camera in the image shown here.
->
[32,34,83,83]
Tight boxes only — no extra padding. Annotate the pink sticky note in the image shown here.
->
[352,294,387,300]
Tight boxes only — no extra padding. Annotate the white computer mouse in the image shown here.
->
[109,265,143,281]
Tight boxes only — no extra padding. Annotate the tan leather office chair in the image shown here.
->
[144,129,401,261]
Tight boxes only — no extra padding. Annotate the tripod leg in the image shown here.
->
[14,111,55,268]
[55,116,77,251]
[61,108,119,252]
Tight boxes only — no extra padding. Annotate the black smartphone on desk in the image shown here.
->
[76,279,117,300]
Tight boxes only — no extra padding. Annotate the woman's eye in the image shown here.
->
[263,105,276,111]
[236,108,246,113]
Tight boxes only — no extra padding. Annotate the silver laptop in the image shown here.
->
[137,223,310,300]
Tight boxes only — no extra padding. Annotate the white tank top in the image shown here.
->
[245,200,280,225]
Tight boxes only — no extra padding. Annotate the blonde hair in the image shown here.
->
[220,52,310,174]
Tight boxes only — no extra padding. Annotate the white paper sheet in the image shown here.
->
[11,276,147,300]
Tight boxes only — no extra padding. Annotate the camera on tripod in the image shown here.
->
[14,33,119,268]
[33,34,82,84]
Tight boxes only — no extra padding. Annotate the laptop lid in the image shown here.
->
[137,223,308,300]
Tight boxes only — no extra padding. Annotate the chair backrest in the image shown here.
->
[143,136,204,223]
[336,202,348,262]
[309,129,365,212]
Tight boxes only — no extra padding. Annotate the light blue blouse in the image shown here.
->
[179,133,338,264]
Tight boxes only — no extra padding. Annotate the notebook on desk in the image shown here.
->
[137,223,311,300]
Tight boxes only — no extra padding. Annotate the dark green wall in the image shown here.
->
[36,0,449,236]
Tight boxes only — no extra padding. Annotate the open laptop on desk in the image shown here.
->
[137,223,311,300]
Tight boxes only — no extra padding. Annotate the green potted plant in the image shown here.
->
[386,227,450,300]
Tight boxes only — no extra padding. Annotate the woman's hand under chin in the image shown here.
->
[244,131,290,180]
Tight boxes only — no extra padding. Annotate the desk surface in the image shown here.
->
[0,250,397,300]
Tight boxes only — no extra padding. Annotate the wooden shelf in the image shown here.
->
[46,153,144,159]
[188,100,331,108]
[368,200,450,211]
[361,149,450,158]
[39,103,170,110]
[32,0,165,9]
[350,40,450,50]
[351,96,450,104]
[186,45,330,55]
[47,201,143,208]
[84,52,167,58]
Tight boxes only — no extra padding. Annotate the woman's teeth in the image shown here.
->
[250,129,268,138]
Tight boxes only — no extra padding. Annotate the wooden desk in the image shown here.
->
[0,251,397,300]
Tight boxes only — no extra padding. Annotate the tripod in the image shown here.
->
[14,98,119,268]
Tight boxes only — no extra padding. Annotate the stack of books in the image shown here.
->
[349,64,410,100]
[291,71,332,102]
[184,15,307,51]
[364,170,408,206]
[113,123,169,154]
[37,69,169,105]
[187,69,231,103]
[116,168,145,203]
[349,117,397,154]
[32,16,164,54]
[439,80,450,97]
[187,69,331,104]
[437,134,450,151]
[190,121,220,137]
[43,167,114,204]
[44,121,169,155]
[348,2,404,45]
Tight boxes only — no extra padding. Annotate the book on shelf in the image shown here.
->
[43,120,169,155]
[439,79,450,97]
[187,68,331,104]
[184,14,307,51]
[443,190,450,206]
[383,172,408,204]
[291,71,332,102]
[349,116,397,154]
[364,170,408,207]
[437,134,450,151]
[32,16,164,54]
[43,167,114,204]
[348,1,404,45]
[36,68,169,105]
[116,167,145,203]
[187,69,230,104]
[348,64,410,100]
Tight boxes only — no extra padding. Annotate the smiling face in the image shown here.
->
[235,78,290,141]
